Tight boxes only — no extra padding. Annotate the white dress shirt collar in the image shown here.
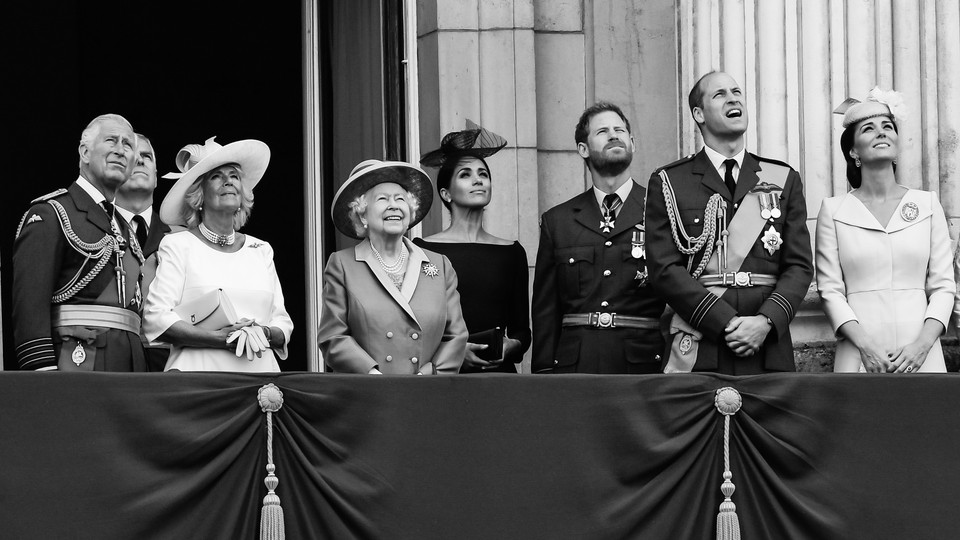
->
[703,145,746,182]
[593,178,635,208]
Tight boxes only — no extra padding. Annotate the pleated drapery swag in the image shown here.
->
[2,372,959,539]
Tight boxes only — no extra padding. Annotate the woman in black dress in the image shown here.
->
[415,123,531,373]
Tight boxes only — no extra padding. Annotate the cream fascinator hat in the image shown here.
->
[833,87,906,128]
[159,137,270,226]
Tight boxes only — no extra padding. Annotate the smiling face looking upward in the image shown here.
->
[362,182,412,241]
[849,116,899,166]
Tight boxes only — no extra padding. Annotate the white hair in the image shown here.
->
[347,187,420,238]
[78,113,135,168]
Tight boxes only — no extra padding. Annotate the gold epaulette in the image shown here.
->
[30,188,67,204]
[656,153,696,173]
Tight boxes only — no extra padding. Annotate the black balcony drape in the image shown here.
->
[1,372,957,539]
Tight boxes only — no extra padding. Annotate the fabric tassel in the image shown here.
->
[258,384,286,540]
[714,387,743,540]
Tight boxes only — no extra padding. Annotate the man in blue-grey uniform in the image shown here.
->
[12,114,147,371]
[646,71,813,374]
[532,102,665,374]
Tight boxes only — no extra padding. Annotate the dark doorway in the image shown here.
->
[2,1,307,370]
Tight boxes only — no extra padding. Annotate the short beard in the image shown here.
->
[588,145,632,177]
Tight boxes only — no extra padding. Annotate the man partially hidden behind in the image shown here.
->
[532,102,665,373]
[645,71,813,374]
[116,133,172,371]
[12,114,147,371]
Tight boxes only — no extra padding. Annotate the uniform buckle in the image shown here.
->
[723,271,752,287]
[593,312,616,328]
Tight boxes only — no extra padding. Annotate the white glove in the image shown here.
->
[227,326,269,360]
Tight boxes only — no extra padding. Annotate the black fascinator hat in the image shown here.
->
[420,119,508,168]
[420,120,507,206]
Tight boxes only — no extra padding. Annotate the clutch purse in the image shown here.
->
[173,288,238,330]
[468,327,504,361]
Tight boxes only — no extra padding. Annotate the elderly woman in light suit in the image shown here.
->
[318,159,467,374]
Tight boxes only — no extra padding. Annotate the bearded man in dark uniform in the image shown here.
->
[532,102,665,374]
[12,113,147,371]
[645,71,813,375]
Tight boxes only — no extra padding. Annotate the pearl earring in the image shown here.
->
[854,157,861,168]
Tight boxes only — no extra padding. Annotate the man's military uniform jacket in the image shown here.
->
[645,150,813,373]
[128,208,171,372]
[532,180,666,374]
[12,180,146,371]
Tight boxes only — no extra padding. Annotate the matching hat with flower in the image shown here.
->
[833,87,906,128]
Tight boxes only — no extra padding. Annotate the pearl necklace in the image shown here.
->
[372,243,407,274]
[199,222,236,246]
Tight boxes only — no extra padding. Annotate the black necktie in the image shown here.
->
[132,215,148,248]
[603,194,621,220]
[101,200,114,217]
[600,193,622,233]
[723,158,738,198]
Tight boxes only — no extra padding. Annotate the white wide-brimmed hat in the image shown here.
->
[331,159,433,239]
[159,136,270,226]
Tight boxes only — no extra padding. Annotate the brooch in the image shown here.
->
[422,262,439,277]
[761,225,783,255]
[249,242,264,249]
[900,202,919,222]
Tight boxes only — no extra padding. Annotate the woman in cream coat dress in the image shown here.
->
[816,89,954,373]
[318,160,467,375]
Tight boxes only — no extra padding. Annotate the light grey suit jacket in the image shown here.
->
[318,237,467,374]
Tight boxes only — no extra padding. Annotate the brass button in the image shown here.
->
[694,217,700,224]
[385,355,393,362]
[568,258,575,264]
[601,301,609,307]
[386,331,394,338]
[553,359,559,364]
[411,357,418,363]
[411,333,419,340]
[603,270,611,276]
[734,203,739,209]
[655,354,661,361]
[604,241,612,247]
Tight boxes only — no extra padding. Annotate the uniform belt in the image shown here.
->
[53,305,141,334]
[562,313,659,330]
[698,272,778,288]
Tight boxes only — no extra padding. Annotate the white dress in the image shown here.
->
[143,231,294,372]
[815,189,955,372]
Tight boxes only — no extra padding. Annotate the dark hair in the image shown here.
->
[688,71,719,114]
[839,116,899,188]
[574,102,631,146]
[436,155,491,209]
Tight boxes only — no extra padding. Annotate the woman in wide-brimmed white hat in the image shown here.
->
[317,159,467,374]
[143,137,293,372]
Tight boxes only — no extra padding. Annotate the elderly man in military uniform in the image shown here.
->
[115,133,172,371]
[532,102,665,374]
[645,71,813,375]
[12,113,147,371]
